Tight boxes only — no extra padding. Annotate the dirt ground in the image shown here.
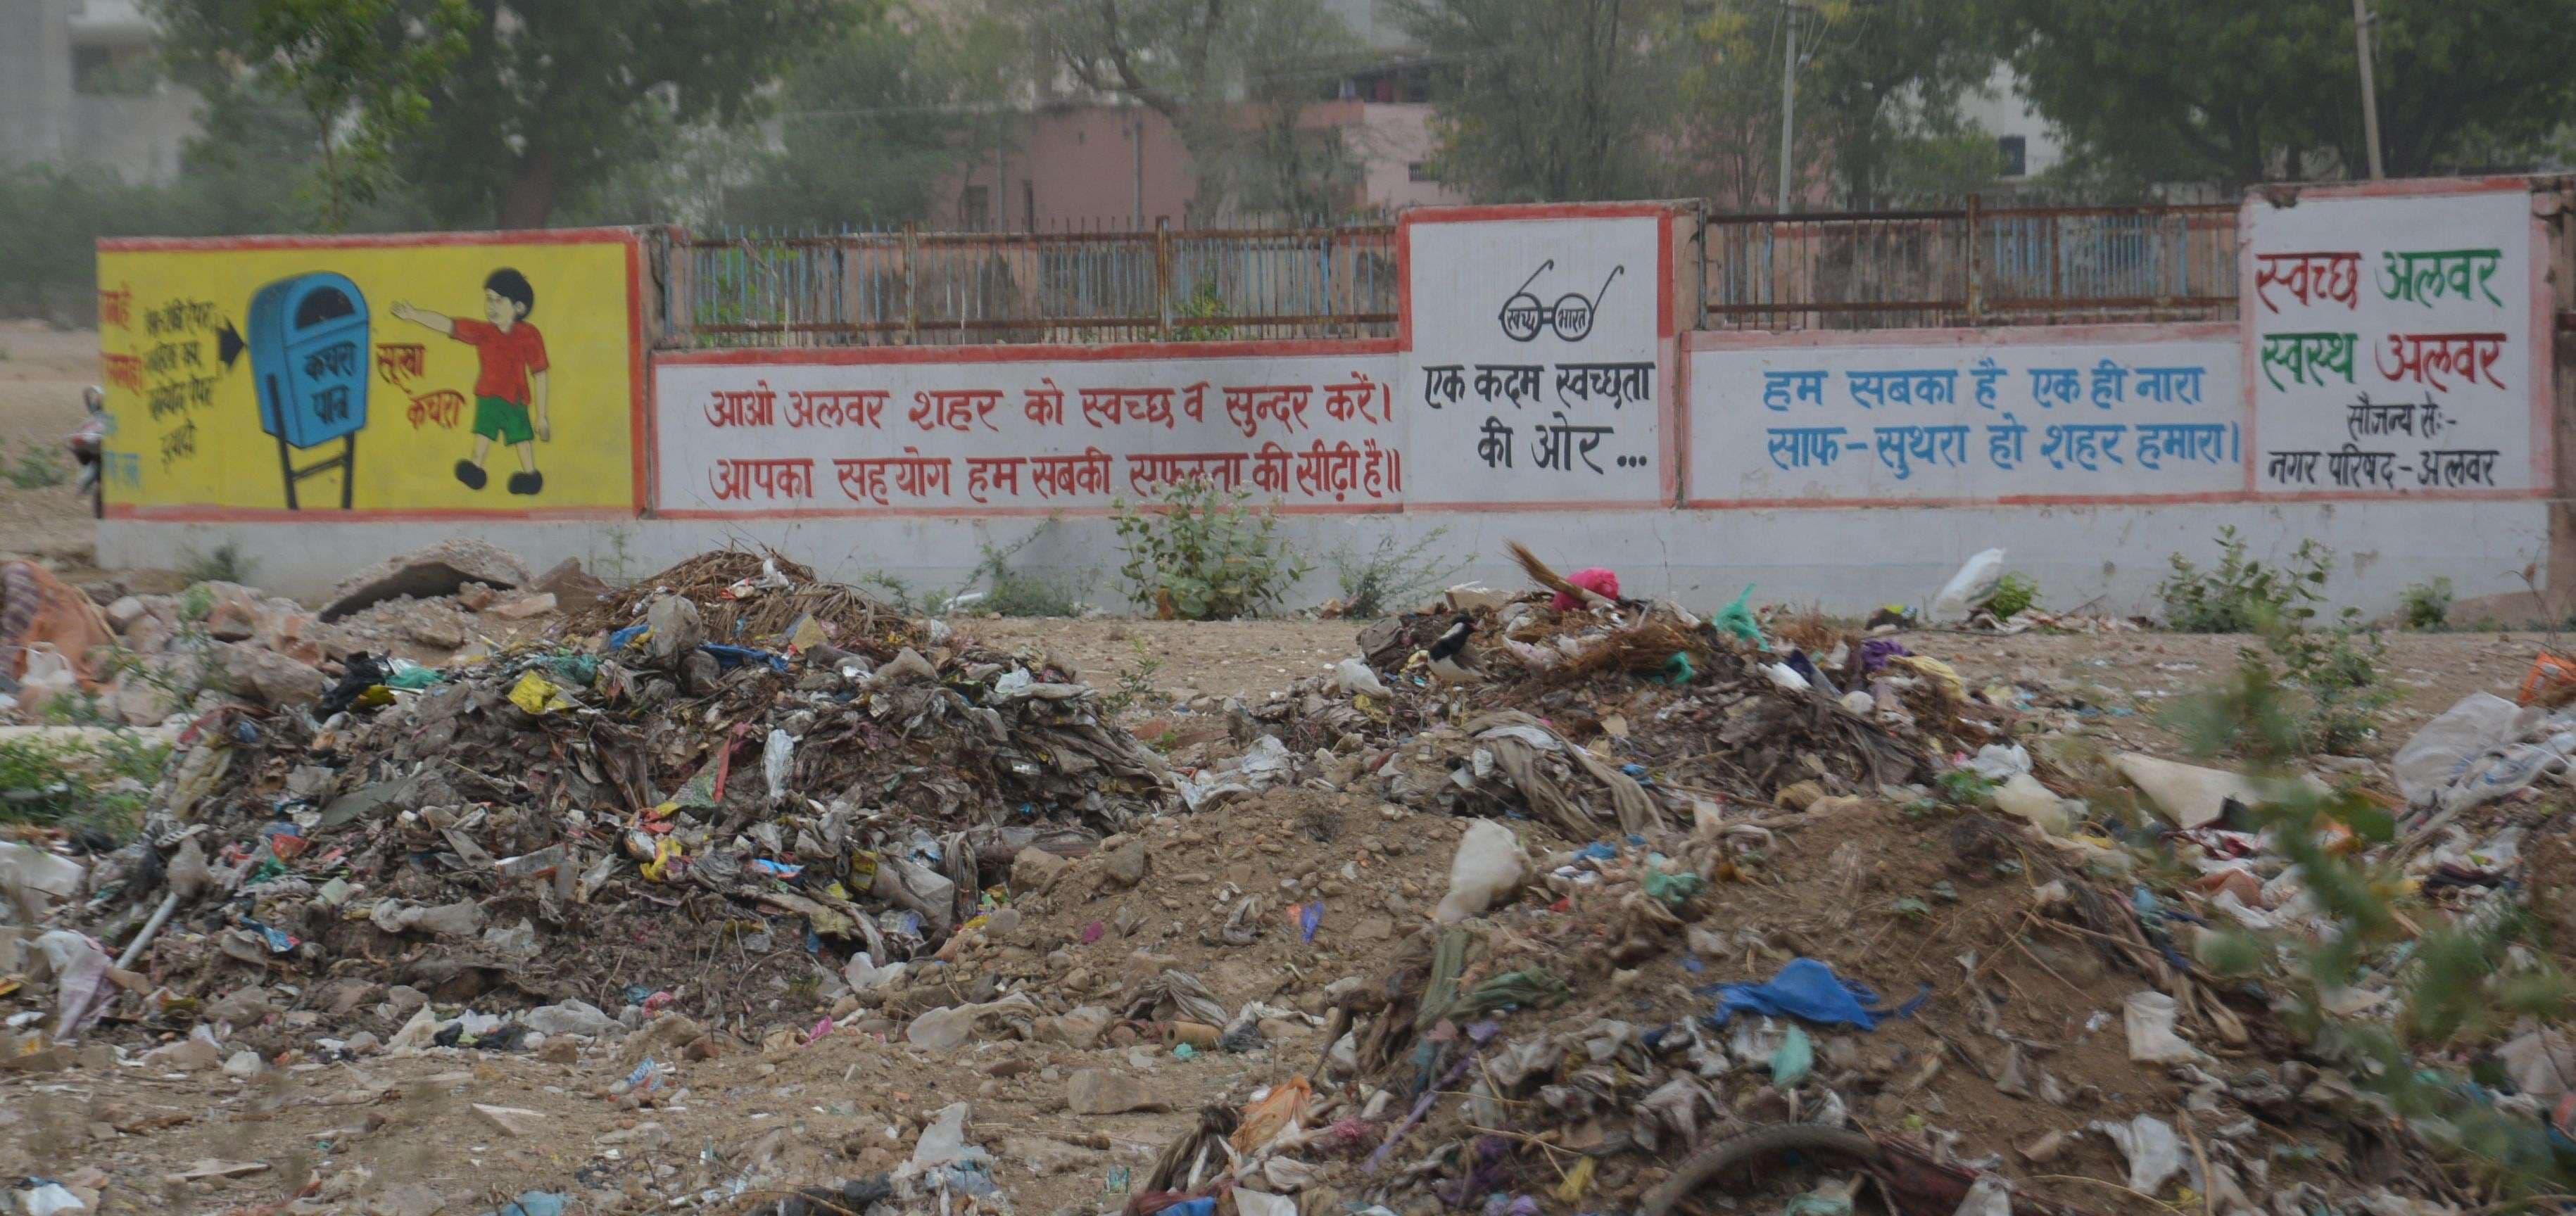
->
[8,322,2568,1215]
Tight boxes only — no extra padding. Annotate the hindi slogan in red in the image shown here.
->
[661,356,1406,512]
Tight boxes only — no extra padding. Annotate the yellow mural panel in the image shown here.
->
[95,232,640,515]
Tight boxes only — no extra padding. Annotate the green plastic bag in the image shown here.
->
[1771,1024,1813,1088]
[1712,583,1767,650]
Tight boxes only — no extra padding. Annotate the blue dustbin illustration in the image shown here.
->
[246,272,368,509]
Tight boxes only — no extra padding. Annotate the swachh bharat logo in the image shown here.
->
[1497,259,1625,343]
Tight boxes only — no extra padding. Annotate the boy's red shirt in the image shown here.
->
[449,318,550,406]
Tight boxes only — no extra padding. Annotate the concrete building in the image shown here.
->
[1957,64,2066,185]
[0,0,198,184]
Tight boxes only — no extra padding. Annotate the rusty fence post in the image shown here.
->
[1155,217,1174,340]
[1964,194,1983,324]
[901,223,920,346]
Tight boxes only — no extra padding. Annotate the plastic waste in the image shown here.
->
[2091,1114,2185,1194]
[1969,743,2033,781]
[2122,991,2198,1063]
[1992,774,2072,836]
[2114,752,2320,830]
[1711,583,1765,648]
[1706,957,1900,1030]
[486,1194,570,1216]
[2393,692,2523,804]
[1952,1174,2013,1216]
[1931,547,2007,622]
[909,1101,990,1169]
[1235,1191,1297,1216]
[1762,662,1810,693]
[1334,657,1391,699]
[764,728,795,806]
[1435,819,1526,923]
[1770,1024,1813,1087]
[18,1183,85,1216]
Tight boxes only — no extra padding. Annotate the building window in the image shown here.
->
[961,185,990,229]
[1408,161,1434,183]
[1997,135,2028,179]
[72,46,115,94]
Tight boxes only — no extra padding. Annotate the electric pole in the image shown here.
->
[1776,4,1798,211]
[2351,0,2385,179]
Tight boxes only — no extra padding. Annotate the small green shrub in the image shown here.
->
[1111,477,1311,620]
[1984,571,2039,619]
[1168,286,1233,343]
[1103,638,1166,714]
[2263,616,2399,754]
[2157,526,2328,633]
[7,443,68,489]
[179,543,255,586]
[1330,528,1470,618]
[2400,577,2454,630]
[0,732,167,842]
[960,535,1082,618]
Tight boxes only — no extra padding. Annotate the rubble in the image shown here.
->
[319,538,531,622]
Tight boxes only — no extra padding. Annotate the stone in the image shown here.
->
[1101,840,1150,888]
[487,593,557,620]
[682,1035,721,1061]
[201,582,262,640]
[523,999,621,1038]
[402,608,469,650]
[526,559,611,613]
[209,642,327,707]
[455,582,498,611]
[999,1136,1094,1175]
[370,1182,450,1216]
[344,1032,382,1056]
[1067,1069,1167,1115]
[471,1103,548,1137]
[222,1050,264,1079]
[537,1038,579,1064]
[321,539,532,622]
[143,1038,223,1072]
[1010,847,1068,892]
[105,595,148,630]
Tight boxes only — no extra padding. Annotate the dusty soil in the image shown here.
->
[0,321,111,571]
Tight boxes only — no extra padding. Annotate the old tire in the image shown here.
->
[1636,1122,1883,1216]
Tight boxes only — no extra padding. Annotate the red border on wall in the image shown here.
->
[96,227,652,524]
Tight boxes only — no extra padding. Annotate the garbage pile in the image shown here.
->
[15,547,1174,1059]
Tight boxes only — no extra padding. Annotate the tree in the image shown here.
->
[400,0,864,228]
[151,0,471,229]
[716,8,1018,229]
[1792,0,1995,208]
[1398,0,1679,203]
[1002,0,1367,222]
[1974,0,2576,189]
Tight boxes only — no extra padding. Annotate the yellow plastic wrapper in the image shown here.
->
[1554,1156,1597,1202]
[509,671,569,714]
[641,837,686,882]
[1888,654,1967,702]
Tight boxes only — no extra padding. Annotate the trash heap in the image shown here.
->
[1059,585,2546,1215]
[20,548,1175,1054]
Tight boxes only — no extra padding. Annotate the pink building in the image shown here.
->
[932,99,1466,229]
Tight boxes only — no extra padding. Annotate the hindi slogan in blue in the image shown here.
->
[1694,339,2244,500]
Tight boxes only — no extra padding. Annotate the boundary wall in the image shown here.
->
[96,182,2568,616]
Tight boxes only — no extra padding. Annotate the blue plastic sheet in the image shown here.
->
[699,644,790,672]
[1703,957,1910,1030]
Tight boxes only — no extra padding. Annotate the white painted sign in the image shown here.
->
[653,350,1403,514]
[1402,213,1667,505]
[1688,331,2243,502]
[2247,186,2543,495]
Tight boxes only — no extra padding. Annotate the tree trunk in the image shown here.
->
[497,149,557,229]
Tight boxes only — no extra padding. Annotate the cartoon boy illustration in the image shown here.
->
[389,269,550,494]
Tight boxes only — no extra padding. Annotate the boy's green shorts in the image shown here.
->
[473,395,533,445]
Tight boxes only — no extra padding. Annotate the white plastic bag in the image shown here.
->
[2122,990,2198,1063]
[764,728,795,806]
[1931,548,2007,622]
[2392,692,2524,805]
[2091,1114,2185,1194]
[1334,657,1391,699]
[1435,819,1525,923]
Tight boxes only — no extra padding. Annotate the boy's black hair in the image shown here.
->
[484,268,535,317]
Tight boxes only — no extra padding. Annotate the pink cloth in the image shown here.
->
[1551,567,1621,611]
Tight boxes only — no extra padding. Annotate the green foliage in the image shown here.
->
[960,535,1082,619]
[712,7,1016,229]
[2263,618,2399,754]
[1103,638,1167,715]
[179,544,255,587]
[1399,0,1678,203]
[2401,578,2455,631]
[1169,288,1235,344]
[1985,571,2038,619]
[7,443,70,490]
[1969,0,2576,186]
[1111,477,1312,620]
[1328,527,1469,618]
[0,733,168,842]
[153,0,472,230]
[2171,664,2575,1198]
[2157,526,2328,633]
[1933,768,1999,806]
